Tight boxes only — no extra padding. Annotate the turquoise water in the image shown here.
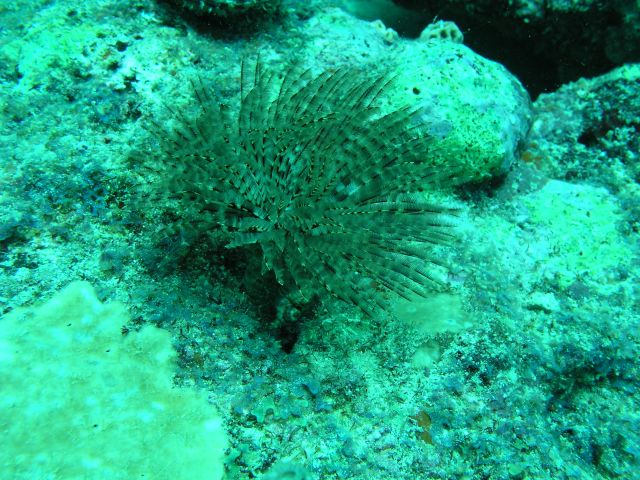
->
[1,1,638,479]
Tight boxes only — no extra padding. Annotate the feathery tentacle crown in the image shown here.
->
[153,62,464,315]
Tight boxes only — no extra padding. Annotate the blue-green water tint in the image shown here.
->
[1,0,638,478]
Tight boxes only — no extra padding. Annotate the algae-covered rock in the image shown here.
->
[297,10,532,183]
[383,39,532,182]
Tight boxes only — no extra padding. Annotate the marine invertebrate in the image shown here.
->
[145,62,466,315]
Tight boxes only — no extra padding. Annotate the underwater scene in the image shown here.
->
[1,0,639,478]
